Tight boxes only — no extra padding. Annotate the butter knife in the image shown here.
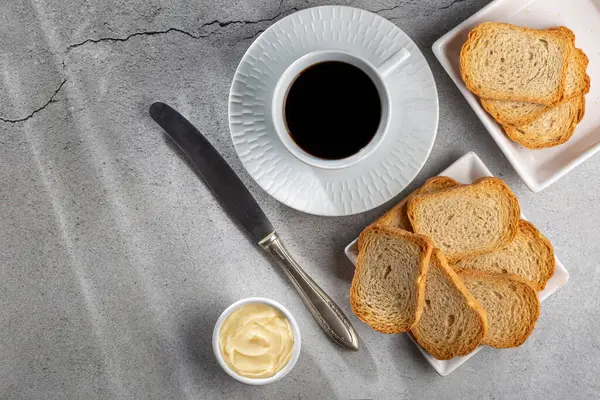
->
[149,102,359,351]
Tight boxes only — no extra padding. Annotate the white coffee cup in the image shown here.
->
[272,48,410,169]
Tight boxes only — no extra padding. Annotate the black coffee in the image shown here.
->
[284,61,382,160]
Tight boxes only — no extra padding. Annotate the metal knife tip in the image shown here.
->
[149,102,167,120]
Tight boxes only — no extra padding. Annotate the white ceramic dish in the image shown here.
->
[344,151,570,376]
[432,0,600,192]
[229,5,438,216]
[212,297,301,385]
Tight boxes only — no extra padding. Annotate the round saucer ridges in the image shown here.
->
[229,6,438,216]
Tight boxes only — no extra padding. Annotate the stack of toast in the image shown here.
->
[460,22,590,149]
[350,177,554,360]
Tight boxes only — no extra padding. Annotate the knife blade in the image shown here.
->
[149,103,274,242]
[149,102,359,351]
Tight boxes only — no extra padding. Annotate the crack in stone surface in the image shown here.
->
[242,28,266,41]
[372,5,401,14]
[372,0,469,16]
[2,7,297,123]
[67,8,297,50]
[0,79,67,124]
[67,27,200,50]
[439,0,468,10]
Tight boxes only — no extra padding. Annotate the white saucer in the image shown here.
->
[229,6,438,216]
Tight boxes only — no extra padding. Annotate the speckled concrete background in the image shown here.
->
[1,0,599,399]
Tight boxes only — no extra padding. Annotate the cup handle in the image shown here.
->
[376,48,411,78]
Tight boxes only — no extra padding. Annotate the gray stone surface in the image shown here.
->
[1,0,599,398]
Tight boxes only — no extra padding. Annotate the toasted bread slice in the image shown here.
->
[453,220,555,291]
[407,178,520,262]
[374,189,419,232]
[418,176,460,194]
[375,176,460,231]
[351,225,433,333]
[458,271,540,348]
[481,98,547,127]
[411,249,488,360]
[563,49,591,101]
[552,26,575,42]
[503,96,585,149]
[481,47,590,126]
[554,27,591,103]
[460,22,571,105]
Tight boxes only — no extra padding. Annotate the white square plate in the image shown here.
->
[432,0,600,192]
[344,151,570,376]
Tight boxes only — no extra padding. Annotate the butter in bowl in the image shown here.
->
[212,297,301,385]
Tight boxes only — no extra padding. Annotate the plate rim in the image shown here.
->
[431,0,600,192]
[228,5,439,216]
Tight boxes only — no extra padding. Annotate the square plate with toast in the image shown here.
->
[344,152,570,376]
[432,0,600,192]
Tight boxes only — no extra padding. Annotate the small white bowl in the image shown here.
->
[212,297,301,385]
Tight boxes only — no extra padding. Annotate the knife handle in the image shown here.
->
[260,232,359,351]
